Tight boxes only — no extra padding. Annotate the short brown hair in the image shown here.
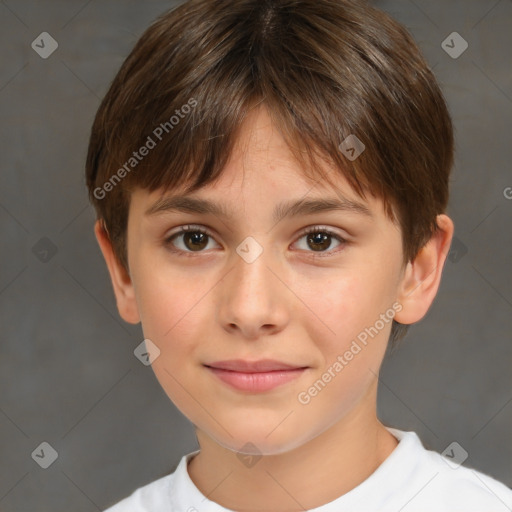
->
[85,0,454,346]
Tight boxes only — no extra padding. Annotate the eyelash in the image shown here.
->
[163,224,347,258]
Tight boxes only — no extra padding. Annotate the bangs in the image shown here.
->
[92,0,406,222]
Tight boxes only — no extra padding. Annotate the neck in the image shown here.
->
[187,382,398,511]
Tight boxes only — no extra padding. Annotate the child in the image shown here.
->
[85,0,512,510]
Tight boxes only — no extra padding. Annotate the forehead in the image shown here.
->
[131,105,389,223]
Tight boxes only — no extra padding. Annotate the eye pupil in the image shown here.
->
[185,232,208,250]
[308,232,330,251]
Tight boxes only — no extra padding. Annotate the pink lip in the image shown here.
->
[204,359,308,392]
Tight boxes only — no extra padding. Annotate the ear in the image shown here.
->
[94,220,140,324]
[394,214,454,325]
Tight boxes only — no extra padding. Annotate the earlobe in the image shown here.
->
[394,214,454,325]
[94,220,141,325]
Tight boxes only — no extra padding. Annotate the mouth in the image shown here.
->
[204,359,309,392]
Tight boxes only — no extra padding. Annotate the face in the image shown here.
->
[109,106,438,456]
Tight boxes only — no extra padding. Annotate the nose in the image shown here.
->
[217,246,289,339]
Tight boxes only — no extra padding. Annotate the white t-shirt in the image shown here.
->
[104,428,512,511]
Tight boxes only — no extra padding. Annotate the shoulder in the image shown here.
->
[103,472,175,512]
[391,429,512,511]
[102,450,201,512]
[423,450,512,509]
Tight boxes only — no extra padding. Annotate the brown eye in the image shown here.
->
[295,227,346,255]
[306,232,332,252]
[165,225,219,255]
[181,231,209,251]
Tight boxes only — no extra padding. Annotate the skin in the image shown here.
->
[95,105,454,511]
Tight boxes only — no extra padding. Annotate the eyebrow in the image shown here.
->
[145,194,373,223]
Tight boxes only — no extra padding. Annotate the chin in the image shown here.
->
[204,419,318,457]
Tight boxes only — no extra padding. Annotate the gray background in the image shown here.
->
[0,0,511,510]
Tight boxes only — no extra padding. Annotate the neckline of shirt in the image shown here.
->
[168,427,422,511]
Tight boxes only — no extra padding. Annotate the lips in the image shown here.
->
[204,359,309,392]
[204,359,307,372]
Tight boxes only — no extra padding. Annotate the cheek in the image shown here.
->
[133,259,205,338]
[134,266,208,414]
[133,262,218,393]
[298,266,396,368]
[294,272,391,420]
[299,271,377,340]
